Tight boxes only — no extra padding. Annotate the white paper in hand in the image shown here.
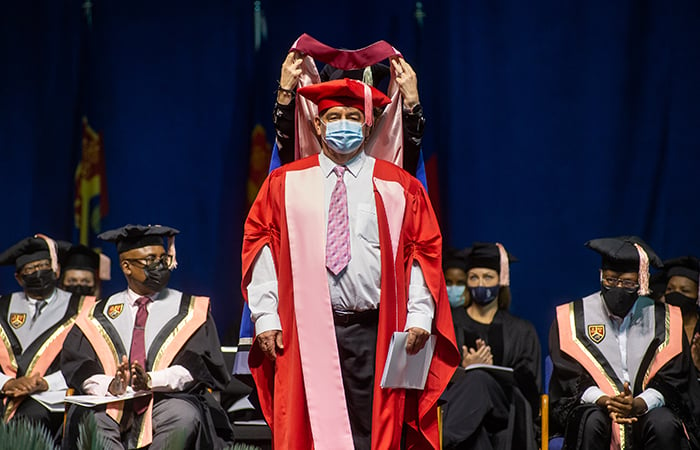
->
[380,331,436,389]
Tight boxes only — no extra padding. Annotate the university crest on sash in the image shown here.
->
[9,313,26,329]
[107,304,124,319]
[588,324,605,343]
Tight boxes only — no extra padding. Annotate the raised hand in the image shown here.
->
[130,361,151,391]
[461,339,494,367]
[277,51,303,105]
[390,57,420,108]
[108,355,131,395]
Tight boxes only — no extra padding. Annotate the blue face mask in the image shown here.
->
[469,286,499,305]
[447,285,466,308]
[323,119,365,154]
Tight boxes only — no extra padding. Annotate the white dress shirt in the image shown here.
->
[581,299,664,413]
[82,288,193,396]
[247,151,435,336]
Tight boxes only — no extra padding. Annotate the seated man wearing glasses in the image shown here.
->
[61,224,233,450]
[549,236,700,450]
[0,235,95,439]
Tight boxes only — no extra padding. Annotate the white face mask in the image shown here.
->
[322,119,365,154]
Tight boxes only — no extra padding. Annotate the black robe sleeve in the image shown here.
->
[547,318,598,435]
[646,335,700,445]
[171,313,230,391]
[272,98,296,166]
[61,325,105,393]
[501,313,542,413]
[401,106,425,176]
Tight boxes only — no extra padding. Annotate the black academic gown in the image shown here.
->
[60,293,233,449]
[549,301,700,450]
[440,308,541,450]
[0,290,86,438]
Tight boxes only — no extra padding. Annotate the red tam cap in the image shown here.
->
[297,78,391,126]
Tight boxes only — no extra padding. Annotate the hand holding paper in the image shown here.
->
[381,331,436,389]
[405,327,430,355]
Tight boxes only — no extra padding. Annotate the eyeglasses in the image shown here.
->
[124,254,172,269]
[20,261,52,276]
[602,277,640,290]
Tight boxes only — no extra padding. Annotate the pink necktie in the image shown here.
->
[326,166,351,275]
[130,296,151,414]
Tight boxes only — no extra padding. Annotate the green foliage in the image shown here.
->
[162,428,188,448]
[229,443,263,450]
[0,418,56,450]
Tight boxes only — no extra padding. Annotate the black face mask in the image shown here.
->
[601,284,639,317]
[143,262,171,292]
[665,292,699,316]
[22,269,57,299]
[62,284,95,296]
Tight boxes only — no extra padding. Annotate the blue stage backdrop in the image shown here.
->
[1,1,699,356]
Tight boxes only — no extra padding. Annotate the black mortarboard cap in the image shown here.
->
[585,236,662,272]
[443,247,468,272]
[663,256,700,283]
[464,242,517,286]
[319,62,391,89]
[0,235,67,271]
[464,242,518,272]
[98,224,180,254]
[61,244,100,272]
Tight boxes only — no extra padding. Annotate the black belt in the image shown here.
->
[332,308,379,326]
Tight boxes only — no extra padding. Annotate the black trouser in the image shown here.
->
[13,397,63,442]
[334,312,379,450]
[565,404,684,450]
[440,370,511,450]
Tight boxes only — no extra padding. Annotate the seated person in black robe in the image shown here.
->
[440,242,541,450]
[549,236,700,450]
[61,224,234,450]
[0,235,95,441]
[663,256,700,370]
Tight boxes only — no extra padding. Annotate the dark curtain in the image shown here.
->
[1,0,698,347]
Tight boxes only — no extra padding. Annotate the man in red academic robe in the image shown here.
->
[241,78,459,449]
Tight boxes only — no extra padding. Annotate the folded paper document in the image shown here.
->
[64,390,151,407]
[380,331,436,389]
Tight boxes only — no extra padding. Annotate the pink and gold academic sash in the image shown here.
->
[76,295,209,448]
[3,295,96,422]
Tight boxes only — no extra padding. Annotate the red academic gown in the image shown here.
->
[241,154,459,449]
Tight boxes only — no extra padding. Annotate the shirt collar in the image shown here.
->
[319,150,366,179]
[25,288,57,305]
[126,288,159,307]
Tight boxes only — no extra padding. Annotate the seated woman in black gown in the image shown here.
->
[663,256,700,370]
[441,242,541,450]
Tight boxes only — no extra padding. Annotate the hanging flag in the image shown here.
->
[73,117,109,247]
[247,124,272,208]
